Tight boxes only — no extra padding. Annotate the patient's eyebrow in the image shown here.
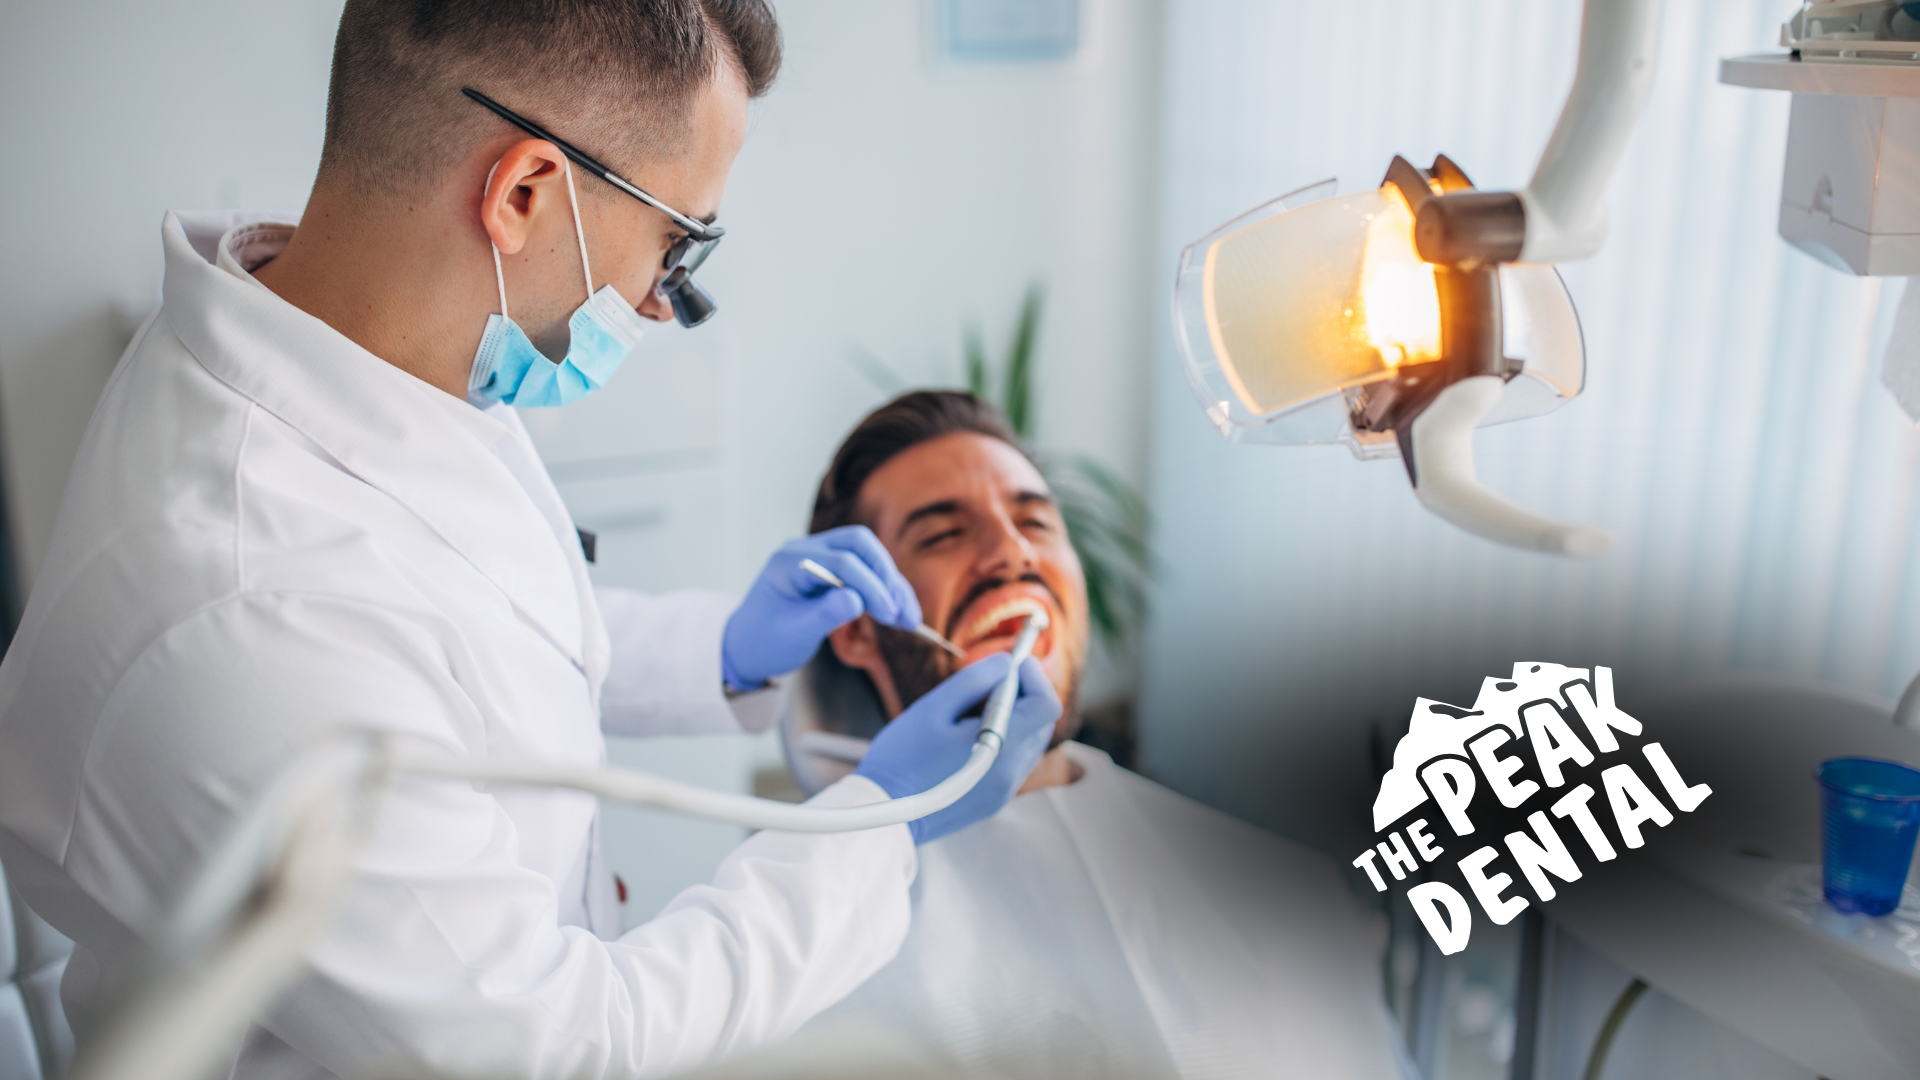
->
[898,500,963,538]
[1013,490,1054,507]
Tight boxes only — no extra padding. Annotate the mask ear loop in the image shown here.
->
[561,160,595,301]
[484,154,592,316]
[485,161,511,322]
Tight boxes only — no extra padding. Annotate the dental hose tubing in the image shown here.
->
[400,612,1048,833]
[172,614,1046,966]
[79,616,1047,1080]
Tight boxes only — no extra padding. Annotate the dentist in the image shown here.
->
[0,2,1058,1079]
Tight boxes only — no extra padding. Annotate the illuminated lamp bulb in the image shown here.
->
[1356,186,1441,370]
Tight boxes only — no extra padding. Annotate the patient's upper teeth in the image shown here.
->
[962,596,1047,642]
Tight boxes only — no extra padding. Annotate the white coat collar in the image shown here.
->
[160,209,590,668]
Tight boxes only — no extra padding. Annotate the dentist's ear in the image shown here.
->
[478,138,569,256]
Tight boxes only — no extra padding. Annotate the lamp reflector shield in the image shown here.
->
[1480,263,1586,426]
[1175,180,1585,452]
[1185,184,1416,420]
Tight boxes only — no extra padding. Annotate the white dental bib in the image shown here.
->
[781,669,1407,1080]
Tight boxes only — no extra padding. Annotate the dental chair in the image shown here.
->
[0,860,73,1080]
[778,653,887,797]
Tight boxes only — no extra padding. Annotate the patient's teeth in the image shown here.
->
[960,596,1048,644]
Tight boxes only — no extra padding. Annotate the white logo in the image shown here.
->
[1355,664,1711,955]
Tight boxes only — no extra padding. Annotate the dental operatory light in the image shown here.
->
[1175,162,1593,554]
[1174,0,1663,557]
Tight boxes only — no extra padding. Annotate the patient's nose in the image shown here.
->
[975,509,1038,577]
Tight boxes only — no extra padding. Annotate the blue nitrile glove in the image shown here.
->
[856,653,1062,845]
[722,526,922,691]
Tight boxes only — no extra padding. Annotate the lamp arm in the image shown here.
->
[1408,377,1614,557]
[1516,0,1664,263]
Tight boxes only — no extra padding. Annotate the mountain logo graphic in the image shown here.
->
[1356,664,1711,954]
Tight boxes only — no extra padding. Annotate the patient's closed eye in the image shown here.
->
[918,525,965,549]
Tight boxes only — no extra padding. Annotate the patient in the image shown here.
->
[781,392,1407,1080]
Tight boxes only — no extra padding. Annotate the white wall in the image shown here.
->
[0,0,341,584]
[706,0,1164,593]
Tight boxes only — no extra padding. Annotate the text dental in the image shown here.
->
[1353,675,1711,955]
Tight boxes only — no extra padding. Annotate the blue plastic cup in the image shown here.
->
[1817,757,1920,916]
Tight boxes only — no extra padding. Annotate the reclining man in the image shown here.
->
[779,391,1409,1080]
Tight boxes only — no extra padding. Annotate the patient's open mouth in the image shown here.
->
[951,591,1057,663]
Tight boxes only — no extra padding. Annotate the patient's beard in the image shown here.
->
[875,625,1082,747]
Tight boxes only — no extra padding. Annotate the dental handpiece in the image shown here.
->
[798,557,967,658]
[978,610,1048,750]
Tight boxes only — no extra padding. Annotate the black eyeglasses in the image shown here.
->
[463,87,721,327]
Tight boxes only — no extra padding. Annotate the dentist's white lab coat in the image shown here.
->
[0,210,916,1080]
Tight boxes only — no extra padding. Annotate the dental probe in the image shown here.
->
[797,557,967,658]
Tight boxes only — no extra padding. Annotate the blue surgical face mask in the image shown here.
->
[469,160,650,407]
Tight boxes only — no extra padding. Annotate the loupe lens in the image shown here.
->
[663,236,692,272]
[664,268,717,327]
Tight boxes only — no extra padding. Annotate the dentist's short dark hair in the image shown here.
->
[809,391,1033,537]
[321,0,781,197]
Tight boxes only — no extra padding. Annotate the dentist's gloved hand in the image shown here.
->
[856,653,1062,845]
[722,526,922,691]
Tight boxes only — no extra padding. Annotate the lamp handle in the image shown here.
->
[1408,377,1614,558]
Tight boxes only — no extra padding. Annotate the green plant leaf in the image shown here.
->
[1044,452,1154,651]
[1003,284,1043,439]
[1064,456,1153,563]
[1080,540,1122,641]
[963,322,988,400]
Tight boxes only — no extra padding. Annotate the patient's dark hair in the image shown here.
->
[809,391,1031,536]
[321,0,782,196]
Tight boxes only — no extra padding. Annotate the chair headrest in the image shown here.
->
[777,651,891,797]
